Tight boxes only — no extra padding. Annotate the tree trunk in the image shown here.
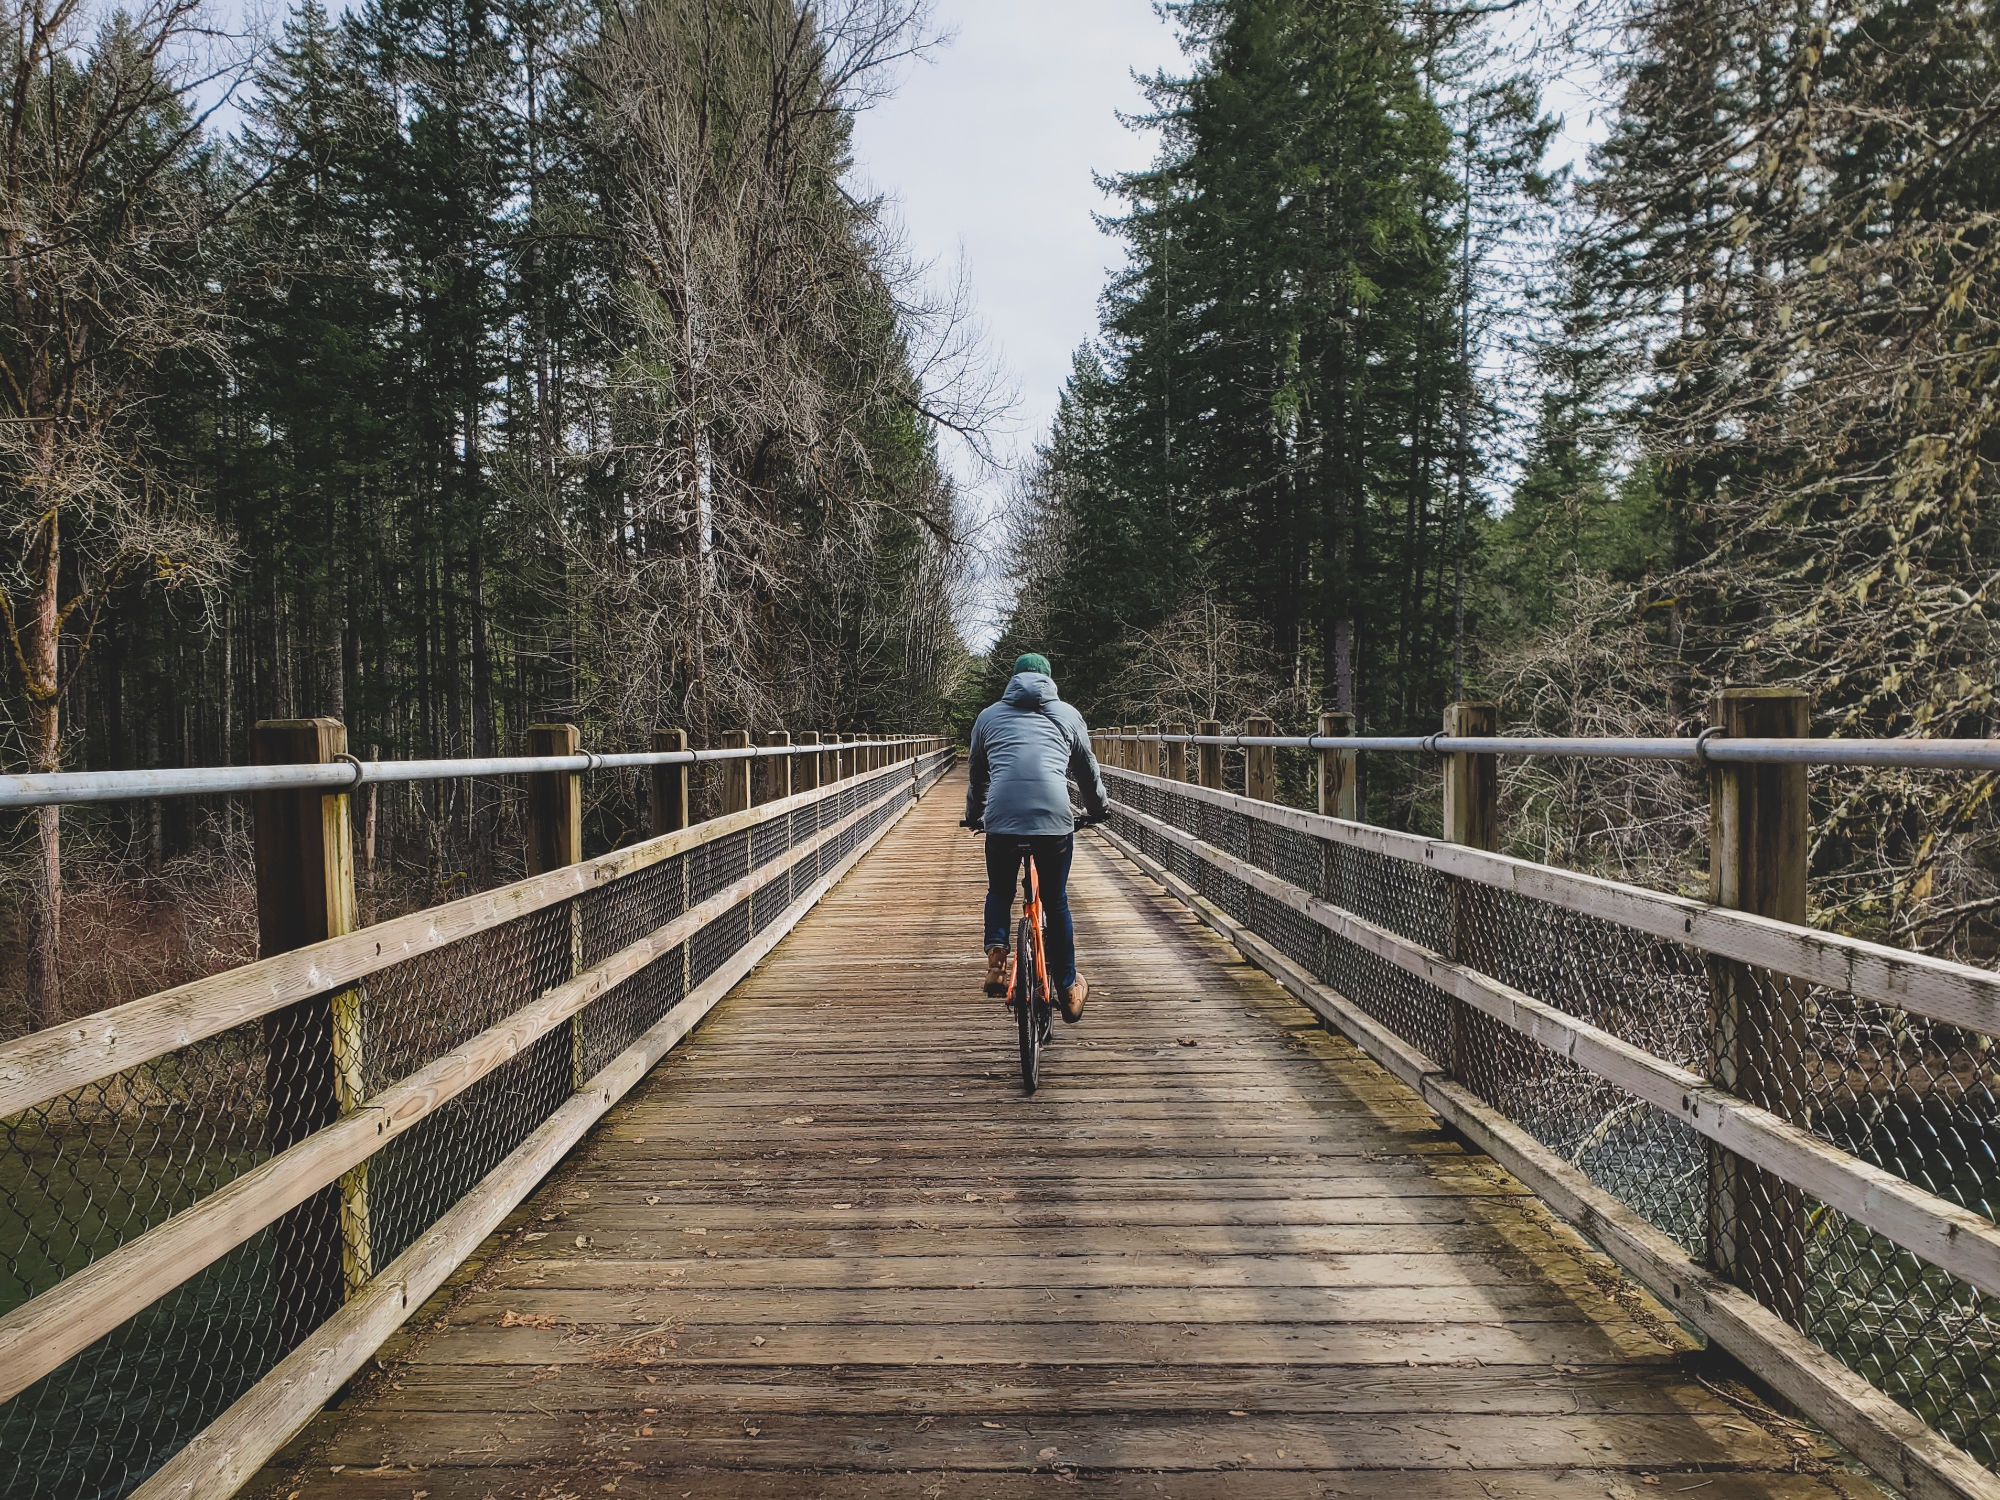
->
[25,512,62,1029]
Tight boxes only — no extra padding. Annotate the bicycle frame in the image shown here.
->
[1006,847,1051,1006]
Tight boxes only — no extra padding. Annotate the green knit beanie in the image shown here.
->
[1013,652,1052,677]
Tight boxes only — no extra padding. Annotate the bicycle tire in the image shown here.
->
[1015,914,1041,1095]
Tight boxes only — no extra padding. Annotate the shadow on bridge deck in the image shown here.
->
[253,770,1878,1500]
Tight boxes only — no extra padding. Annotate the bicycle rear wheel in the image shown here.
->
[1015,915,1041,1095]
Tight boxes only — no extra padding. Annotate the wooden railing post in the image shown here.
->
[1442,702,1501,1100]
[1165,723,1187,783]
[649,729,689,837]
[1197,720,1223,790]
[796,731,821,794]
[253,717,364,1330]
[525,724,583,874]
[1143,723,1161,777]
[1124,726,1139,774]
[720,730,752,813]
[1244,716,1276,803]
[1706,686,1811,1325]
[526,724,586,1090]
[821,732,839,788]
[758,731,791,804]
[1442,703,1497,850]
[1318,710,1357,821]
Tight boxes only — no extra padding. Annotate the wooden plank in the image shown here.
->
[499,1224,1557,1260]
[307,1409,1800,1471]
[483,1252,1627,1291]
[1097,823,1995,1500]
[471,1279,1626,1324]
[357,1361,1738,1416]
[267,1469,1874,1500]
[412,1316,1671,1369]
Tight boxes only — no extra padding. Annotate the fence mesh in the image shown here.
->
[1103,761,2000,1467]
[0,748,950,1500]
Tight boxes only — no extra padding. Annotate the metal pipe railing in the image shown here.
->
[0,738,943,810]
[1100,731,2000,772]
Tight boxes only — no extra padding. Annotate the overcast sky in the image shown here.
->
[845,1,1187,563]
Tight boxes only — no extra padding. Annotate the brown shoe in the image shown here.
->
[1060,974,1089,1024]
[984,946,1008,998]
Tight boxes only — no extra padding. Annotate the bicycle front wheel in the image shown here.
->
[1015,915,1041,1095]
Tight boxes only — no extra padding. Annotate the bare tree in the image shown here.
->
[0,0,238,1027]
[564,0,981,745]
[1112,587,1304,728]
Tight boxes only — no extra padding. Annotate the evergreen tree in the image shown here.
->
[1006,0,1544,760]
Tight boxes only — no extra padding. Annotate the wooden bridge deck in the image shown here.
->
[257,772,1875,1500]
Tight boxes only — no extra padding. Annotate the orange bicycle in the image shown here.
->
[996,836,1057,1094]
[961,822,1058,1093]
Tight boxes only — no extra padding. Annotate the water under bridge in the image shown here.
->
[2,708,1998,1500]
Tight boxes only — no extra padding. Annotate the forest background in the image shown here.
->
[0,0,988,1032]
[3,0,1998,1034]
[985,0,2000,973]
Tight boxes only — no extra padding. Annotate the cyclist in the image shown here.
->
[964,652,1110,1022]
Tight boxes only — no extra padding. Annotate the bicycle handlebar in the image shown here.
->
[961,814,1108,833]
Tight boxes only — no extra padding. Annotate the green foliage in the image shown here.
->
[38,0,969,876]
[996,0,1548,763]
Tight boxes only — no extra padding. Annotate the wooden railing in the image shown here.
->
[0,729,953,1500]
[1097,699,2000,1500]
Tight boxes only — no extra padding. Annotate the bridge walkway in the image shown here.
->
[254,771,1873,1499]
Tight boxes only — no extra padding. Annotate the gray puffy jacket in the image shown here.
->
[965,672,1110,837]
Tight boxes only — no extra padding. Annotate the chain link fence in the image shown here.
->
[1102,761,2000,1473]
[0,746,952,1500]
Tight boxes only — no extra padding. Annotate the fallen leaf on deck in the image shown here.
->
[850,1157,881,1165]
[683,1227,707,1235]
[645,1196,661,1205]
[780,1115,815,1125]
[1039,1447,1059,1461]
[1176,1037,1198,1046]
[500,1310,558,1329]
[524,1232,548,1241]
[751,1336,766,1346]
[981,1422,1003,1429]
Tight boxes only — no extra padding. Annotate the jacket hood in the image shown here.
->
[1002,671,1059,709]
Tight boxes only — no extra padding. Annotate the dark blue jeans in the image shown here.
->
[984,835,1076,988]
